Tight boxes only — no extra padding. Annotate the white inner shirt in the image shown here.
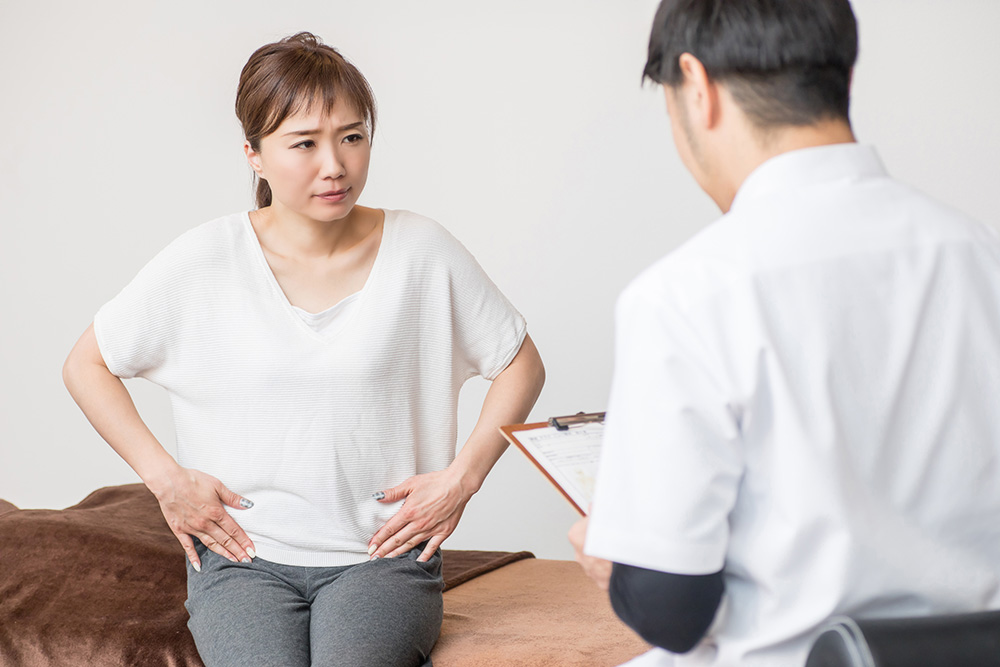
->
[291,293,361,335]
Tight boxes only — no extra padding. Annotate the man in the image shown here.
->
[570,1,1000,665]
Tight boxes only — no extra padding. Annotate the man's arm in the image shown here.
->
[609,563,724,653]
[570,518,724,654]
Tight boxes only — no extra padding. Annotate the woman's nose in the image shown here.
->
[321,147,346,179]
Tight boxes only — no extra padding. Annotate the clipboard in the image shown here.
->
[499,412,606,516]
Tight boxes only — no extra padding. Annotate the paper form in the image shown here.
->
[504,423,604,514]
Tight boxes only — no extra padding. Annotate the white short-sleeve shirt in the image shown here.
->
[95,209,526,567]
[586,144,1000,666]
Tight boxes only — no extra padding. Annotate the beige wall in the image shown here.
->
[1,0,997,558]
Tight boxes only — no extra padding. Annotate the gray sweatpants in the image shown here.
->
[185,540,443,667]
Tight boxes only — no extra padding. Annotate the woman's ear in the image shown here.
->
[244,140,264,176]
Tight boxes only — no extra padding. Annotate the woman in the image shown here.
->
[63,32,544,667]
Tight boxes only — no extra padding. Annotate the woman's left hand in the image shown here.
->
[369,468,473,562]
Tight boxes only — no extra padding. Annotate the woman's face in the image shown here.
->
[245,98,371,223]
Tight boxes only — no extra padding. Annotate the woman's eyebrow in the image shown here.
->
[281,121,365,137]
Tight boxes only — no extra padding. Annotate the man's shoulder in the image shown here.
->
[619,232,747,320]
[628,213,757,294]
[696,171,995,274]
[877,182,998,244]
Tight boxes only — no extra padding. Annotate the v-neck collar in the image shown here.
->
[241,209,392,342]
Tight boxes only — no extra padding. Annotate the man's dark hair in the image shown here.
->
[644,0,859,128]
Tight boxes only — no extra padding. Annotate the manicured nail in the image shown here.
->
[371,491,385,501]
[192,561,202,573]
[239,498,254,509]
[370,554,380,561]
[247,548,257,559]
[241,557,251,564]
[367,544,377,556]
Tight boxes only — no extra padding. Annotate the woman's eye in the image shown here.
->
[344,133,365,144]
[292,140,315,149]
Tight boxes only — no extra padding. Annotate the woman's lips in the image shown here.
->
[315,188,350,202]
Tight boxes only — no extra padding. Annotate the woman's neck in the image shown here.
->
[250,204,381,261]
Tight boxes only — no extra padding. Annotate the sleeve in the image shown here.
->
[438,226,527,381]
[93,238,192,381]
[609,563,724,653]
[585,278,744,575]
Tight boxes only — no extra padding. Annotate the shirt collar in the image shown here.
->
[730,143,888,212]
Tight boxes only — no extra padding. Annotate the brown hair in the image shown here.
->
[236,32,377,209]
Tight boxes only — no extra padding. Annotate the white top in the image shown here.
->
[95,209,526,567]
[291,292,360,335]
[586,144,1000,666]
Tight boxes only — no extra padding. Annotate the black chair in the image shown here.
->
[805,610,1000,667]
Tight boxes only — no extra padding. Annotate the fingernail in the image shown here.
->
[241,557,251,564]
[370,554,380,561]
[247,548,257,559]
[371,491,385,501]
[367,543,377,555]
[192,561,202,573]
[239,498,254,509]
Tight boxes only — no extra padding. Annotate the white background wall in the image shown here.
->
[1,1,998,559]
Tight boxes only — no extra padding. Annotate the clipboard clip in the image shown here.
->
[548,411,606,431]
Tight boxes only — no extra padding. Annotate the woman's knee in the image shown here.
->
[185,554,311,667]
[310,553,444,666]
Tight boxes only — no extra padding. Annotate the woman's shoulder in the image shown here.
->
[383,209,464,250]
[384,208,444,233]
[140,211,251,275]
[174,211,249,249]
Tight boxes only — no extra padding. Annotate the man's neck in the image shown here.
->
[757,120,857,161]
[713,119,857,212]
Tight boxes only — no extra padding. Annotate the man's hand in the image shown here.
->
[568,516,612,591]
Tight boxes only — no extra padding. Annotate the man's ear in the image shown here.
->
[677,53,721,130]
[244,141,264,176]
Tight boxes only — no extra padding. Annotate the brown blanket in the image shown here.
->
[0,484,533,666]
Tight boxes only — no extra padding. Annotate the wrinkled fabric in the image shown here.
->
[0,484,532,667]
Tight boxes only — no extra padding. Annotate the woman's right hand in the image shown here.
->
[62,325,256,572]
[149,466,257,572]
